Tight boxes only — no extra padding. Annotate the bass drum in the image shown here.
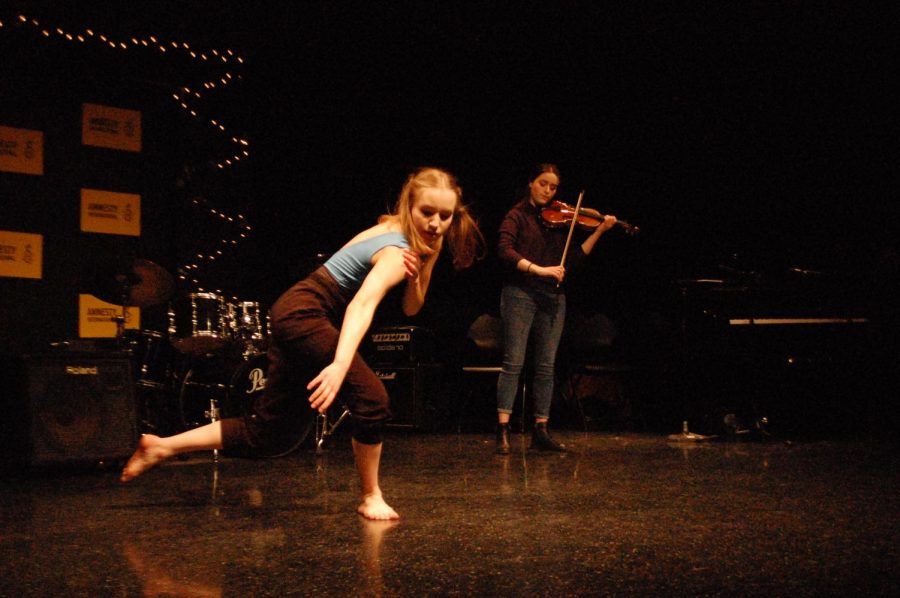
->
[222,353,269,419]
[223,353,314,457]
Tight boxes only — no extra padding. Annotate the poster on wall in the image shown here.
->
[0,125,44,175]
[0,230,43,279]
[78,294,140,338]
[81,103,142,152]
[80,188,141,236]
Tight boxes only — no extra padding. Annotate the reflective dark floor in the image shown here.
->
[1,428,899,597]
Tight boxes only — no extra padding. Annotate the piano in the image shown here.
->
[670,266,877,439]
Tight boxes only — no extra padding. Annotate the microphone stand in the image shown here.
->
[667,280,716,442]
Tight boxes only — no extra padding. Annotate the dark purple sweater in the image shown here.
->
[497,200,587,294]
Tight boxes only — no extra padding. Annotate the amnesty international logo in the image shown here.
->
[82,103,142,152]
[78,294,140,338]
[80,189,141,236]
[0,126,44,175]
[0,231,43,279]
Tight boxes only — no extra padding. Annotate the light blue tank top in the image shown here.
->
[323,231,410,291]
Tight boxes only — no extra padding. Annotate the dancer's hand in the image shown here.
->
[402,249,421,282]
[307,362,348,413]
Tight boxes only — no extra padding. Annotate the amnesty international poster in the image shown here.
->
[80,188,141,236]
[81,103,142,152]
[0,125,44,175]
[78,294,140,338]
[0,230,43,279]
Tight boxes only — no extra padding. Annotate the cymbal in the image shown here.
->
[128,259,175,307]
[83,257,174,307]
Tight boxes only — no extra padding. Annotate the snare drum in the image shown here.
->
[170,292,231,355]
[234,301,265,341]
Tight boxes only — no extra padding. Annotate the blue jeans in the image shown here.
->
[496,284,566,419]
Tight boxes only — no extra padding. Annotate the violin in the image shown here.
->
[540,200,640,236]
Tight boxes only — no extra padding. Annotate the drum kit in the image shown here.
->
[92,258,274,440]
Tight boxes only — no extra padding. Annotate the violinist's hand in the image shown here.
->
[600,214,617,232]
[402,249,421,282]
[307,361,348,413]
[537,265,566,284]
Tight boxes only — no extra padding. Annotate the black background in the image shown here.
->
[2,2,898,434]
[5,2,898,299]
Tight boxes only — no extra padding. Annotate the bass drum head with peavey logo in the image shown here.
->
[221,353,312,457]
[222,353,269,419]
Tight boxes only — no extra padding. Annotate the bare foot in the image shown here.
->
[120,435,173,482]
[357,493,399,520]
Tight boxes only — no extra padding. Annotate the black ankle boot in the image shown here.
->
[531,422,567,452]
[495,423,511,455]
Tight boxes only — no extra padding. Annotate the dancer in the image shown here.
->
[122,167,483,519]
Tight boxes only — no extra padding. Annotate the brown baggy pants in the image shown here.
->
[221,267,391,455]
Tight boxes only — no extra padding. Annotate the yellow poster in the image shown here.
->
[81,103,142,152]
[80,188,141,236]
[0,125,44,175]
[0,230,43,279]
[78,294,140,338]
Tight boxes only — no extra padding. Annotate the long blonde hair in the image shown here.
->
[381,167,484,270]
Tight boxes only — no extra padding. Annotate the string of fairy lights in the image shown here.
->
[5,13,250,169]
[182,196,253,296]
[3,11,255,297]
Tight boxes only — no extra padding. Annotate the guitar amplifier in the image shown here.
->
[362,326,437,366]
[23,353,139,466]
[374,364,444,429]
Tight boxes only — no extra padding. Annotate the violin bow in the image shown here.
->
[557,189,585,287]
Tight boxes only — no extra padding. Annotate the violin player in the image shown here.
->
[494,163,617,454]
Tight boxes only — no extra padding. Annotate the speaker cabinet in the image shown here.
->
[362,326,438,366]
[373,364,444,429]
[25,354,138,465]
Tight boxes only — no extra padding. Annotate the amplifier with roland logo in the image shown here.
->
[362,326,437,366]
[23,353,139,466]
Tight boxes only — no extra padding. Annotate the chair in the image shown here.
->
[458,314,527,432]
[555,311,640,431]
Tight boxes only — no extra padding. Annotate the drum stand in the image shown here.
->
[195,385,224,462]
[668,281,717,442]
[207,397,222,462]
[177,365,227,461]
[314,405,350,455]
[113,280,133,351]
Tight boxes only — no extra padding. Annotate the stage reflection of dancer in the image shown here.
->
[495,163,616,454]
[359,518,398,595]
[122,167,483,519]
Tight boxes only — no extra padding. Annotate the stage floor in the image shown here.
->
[1,430,898,596]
